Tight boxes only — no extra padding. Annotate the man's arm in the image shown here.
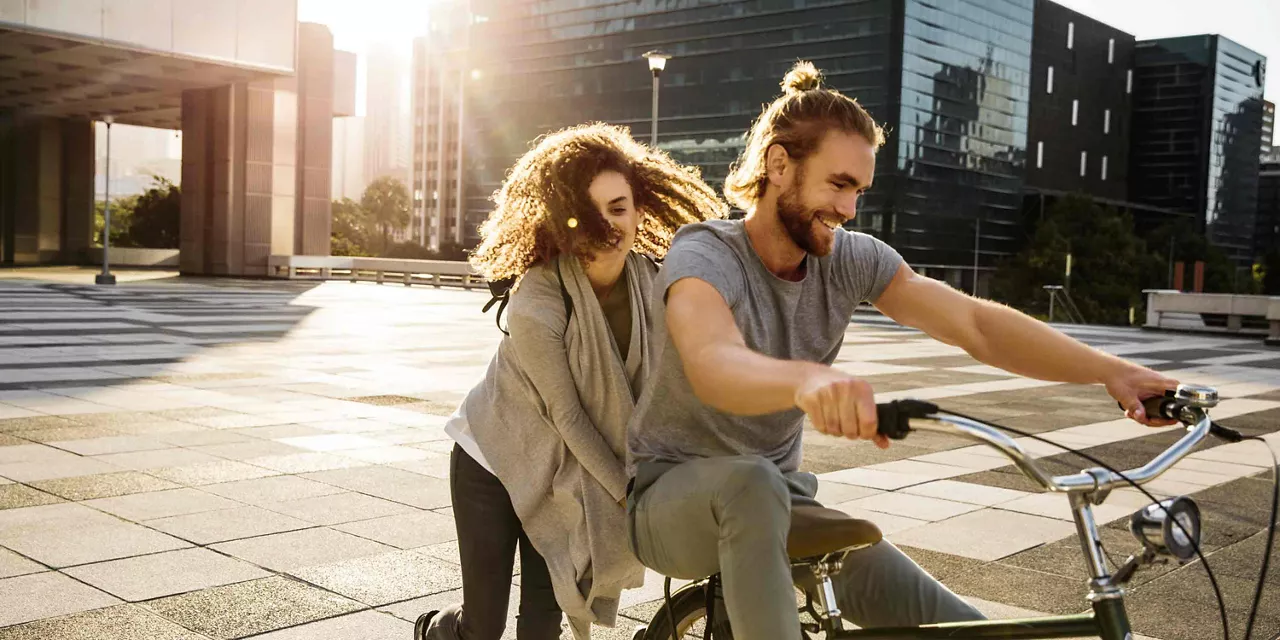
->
[667,278,887,446]
[872,264,1177,425]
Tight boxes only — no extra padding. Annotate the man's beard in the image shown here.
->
[777,179,838,257]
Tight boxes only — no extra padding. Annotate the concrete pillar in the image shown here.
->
[60,119,95,261]
[179,22,340,275]
[0,114,14,265]
[296,23,334,256]
[0,115,92,265]
[180,80,298,277]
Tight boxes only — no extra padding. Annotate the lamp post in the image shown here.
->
[95,115,116,286]
[642,51,671,147]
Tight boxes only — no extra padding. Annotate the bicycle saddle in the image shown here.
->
[787,504,883,560]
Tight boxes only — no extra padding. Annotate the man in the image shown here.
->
[624,61,1178,640]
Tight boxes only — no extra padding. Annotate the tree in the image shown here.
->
[992,195,1160,325]
[1260,249,1280,295]
[360,176,411,254]
[1144,220,1239,293]
[94,195,138,247]
[125,177,180,249]
[330,197,372,257]
[93,176,180,249]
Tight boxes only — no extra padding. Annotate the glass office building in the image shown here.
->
[1131,35,1266,264]
[457,0,1033,286]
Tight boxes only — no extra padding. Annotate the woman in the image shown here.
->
[416,123,727,640]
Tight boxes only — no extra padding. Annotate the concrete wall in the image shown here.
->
[0,0,297,72]
[86,247,180,267]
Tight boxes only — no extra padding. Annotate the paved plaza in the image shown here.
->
[0,271,1278,639]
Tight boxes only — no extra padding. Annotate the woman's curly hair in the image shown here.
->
[469,123,728,281]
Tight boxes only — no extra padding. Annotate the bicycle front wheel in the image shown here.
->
[643,582,734,640]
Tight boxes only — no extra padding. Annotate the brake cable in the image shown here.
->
[941,408,1242,640]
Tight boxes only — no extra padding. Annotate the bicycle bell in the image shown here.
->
[1129,496,1202,563]
[1174,384,1218,409]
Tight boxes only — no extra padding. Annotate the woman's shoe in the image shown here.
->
[414,611,438,640]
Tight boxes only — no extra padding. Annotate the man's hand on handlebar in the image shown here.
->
[795,368,890,449]
[1104,364,1181,427]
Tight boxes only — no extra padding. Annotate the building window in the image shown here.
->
[1047,66,1054,94]
[1036,141,1044,168]
[1080,151,1088,177]
[1104,109,1111,134]
[1067,22,1074,49]
[1108,38,1115,64]
[1101,155,1109,180]
[1072,100,1079,126]
[1126,69,1133,94]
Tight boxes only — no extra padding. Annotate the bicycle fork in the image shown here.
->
[1070,490,1134,640]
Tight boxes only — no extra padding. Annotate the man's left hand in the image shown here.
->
[1105,365,1180,427]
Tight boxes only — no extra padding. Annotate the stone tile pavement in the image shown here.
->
[0,275,1278,639]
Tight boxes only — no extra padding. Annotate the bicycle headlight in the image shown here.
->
[1130,496,1201,562]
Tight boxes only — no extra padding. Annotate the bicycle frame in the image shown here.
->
[830,600,1128,639]
[823,405,1214,640]
[647,387,1217,640]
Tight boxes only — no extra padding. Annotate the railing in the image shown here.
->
[1042,285,1085,324]
[1142,290,1280,345]
[267,255,483,290]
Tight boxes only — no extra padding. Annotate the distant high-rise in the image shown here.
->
[364,44,409,186]
[1264,100,1276,160]
[410,5,470,251]
[332,116,366,201]
[1130,35,1267,264]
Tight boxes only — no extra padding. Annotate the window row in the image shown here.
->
[1046,66,1132,94]
[1034,142,1110,180]
[1064,21,1117,65]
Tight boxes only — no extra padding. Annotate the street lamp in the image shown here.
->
[642,50,671,147]
[96,115,116,286]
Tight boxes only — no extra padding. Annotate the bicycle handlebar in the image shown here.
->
[875,396,1213,494]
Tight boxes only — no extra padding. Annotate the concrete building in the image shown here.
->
[0,2,354,274]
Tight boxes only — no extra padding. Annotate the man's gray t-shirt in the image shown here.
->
[626,219,904,474]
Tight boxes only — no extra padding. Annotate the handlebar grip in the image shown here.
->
[1117,392,1179,421]
[876,399,939,440]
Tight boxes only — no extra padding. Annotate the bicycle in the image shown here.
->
[636,383,1279,640]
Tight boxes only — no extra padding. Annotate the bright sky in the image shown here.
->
[1054,0,1278,145]
[298,0,1278,144]
[298,0,432,116]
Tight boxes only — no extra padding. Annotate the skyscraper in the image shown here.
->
[1264,100,1276,160]
[1130,35,1267,264]
[459,0,1037,292]
[332,116,366,201]
[410,25,467,250]
[364,44,410,186]
[1025,0,1135,203]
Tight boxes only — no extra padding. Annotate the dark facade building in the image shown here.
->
[1130,35,1267,264]
[1024,0,1134,202]
[456,0,1036,291]
[1259,161,1279,261]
